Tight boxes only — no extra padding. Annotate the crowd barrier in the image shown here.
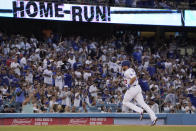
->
[0,113,196,126]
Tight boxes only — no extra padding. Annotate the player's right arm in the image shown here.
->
[129,76,136,85]
[126,69,137,86]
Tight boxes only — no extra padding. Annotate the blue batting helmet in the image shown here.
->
[122,60,130,67]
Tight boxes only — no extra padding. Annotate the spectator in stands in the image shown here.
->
[60,86,72,108]
[79,102,89,112]
[187,91,196,108]
[164,89,176,106]
[89,82,98,99]
[10,58,21,76]
[73,88,81,108]
[159,0,170,8]
[43,66,53,85]
[185,102,196,114]
[54,71,64,90]
[15,84,26,112]
[139,75,150,92]
[1,105,11,113]
[150,100,159,113]
[132,48,142,64]
[163,101,173,113]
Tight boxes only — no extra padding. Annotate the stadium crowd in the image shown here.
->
[0,30,196,114]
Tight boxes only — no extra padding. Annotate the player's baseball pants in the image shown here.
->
[122,85,157,121]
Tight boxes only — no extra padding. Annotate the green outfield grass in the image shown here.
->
[0,125,196,131]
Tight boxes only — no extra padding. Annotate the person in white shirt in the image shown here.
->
[74,68,82,79]
[43,58,48,69]
[82,91,90,106]
[89,41,97,50]
[180,102,187,112]
[60,86,72,107]
[74,89,81,108]
[20,56,27,68]
[19,38,25,50]
[150,100,159,113]
[164,60,172,69]
[109,59,120,73]
[185,102,196,114]
[4,42,10,55]
[43,67,53,85]
[54,71,64,90]
[15,39,21,49]
[56,60,63,68]
[29,52,40,62]
[83,68,91,81]
[25,70,33,84]
[68,54,76,68]
[173,77,182,89]
[164,89,176,106]
[100,53,106,62]
[188,80,196,91]
[75,78,82,87]
[49,96,56,112]
[85,56,92,65]
[0,86,8,96]
[10,58,21,76]
[163,101,173,113]
[38,63,44,72]
[24,39,31,50]
[89,83,98,99]
[149,81,159,90]
[30,35,38,47]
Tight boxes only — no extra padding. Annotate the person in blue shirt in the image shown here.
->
[187,92,196,107]
[73,58,82,71]
[102,89,111,102]
[15,84,25,112]
[64,70,72,87]
[10,74,20,88]
[0,69,9,86]
[132,49,142,64]
[72,42,79,51]
[147,63,156,77]
[139,75,150,92]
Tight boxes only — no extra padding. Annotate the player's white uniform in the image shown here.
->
[122,68,157,121]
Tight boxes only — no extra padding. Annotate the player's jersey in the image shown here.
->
[123,68,139,88]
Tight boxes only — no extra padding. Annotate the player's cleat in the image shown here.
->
[139,111,144,121]
[151,118,158,126]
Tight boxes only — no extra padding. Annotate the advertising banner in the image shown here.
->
[0,118,113,126]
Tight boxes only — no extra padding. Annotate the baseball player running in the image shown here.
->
[121,60,158,126]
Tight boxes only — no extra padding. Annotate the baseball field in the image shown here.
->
[0,125,196,131]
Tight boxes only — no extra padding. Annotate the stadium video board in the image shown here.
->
[185,10,196,27]
[0,0,13,17]
[0,0,183,26]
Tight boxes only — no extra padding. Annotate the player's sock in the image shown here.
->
[139,110,144,121]
[151,118,158,126]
